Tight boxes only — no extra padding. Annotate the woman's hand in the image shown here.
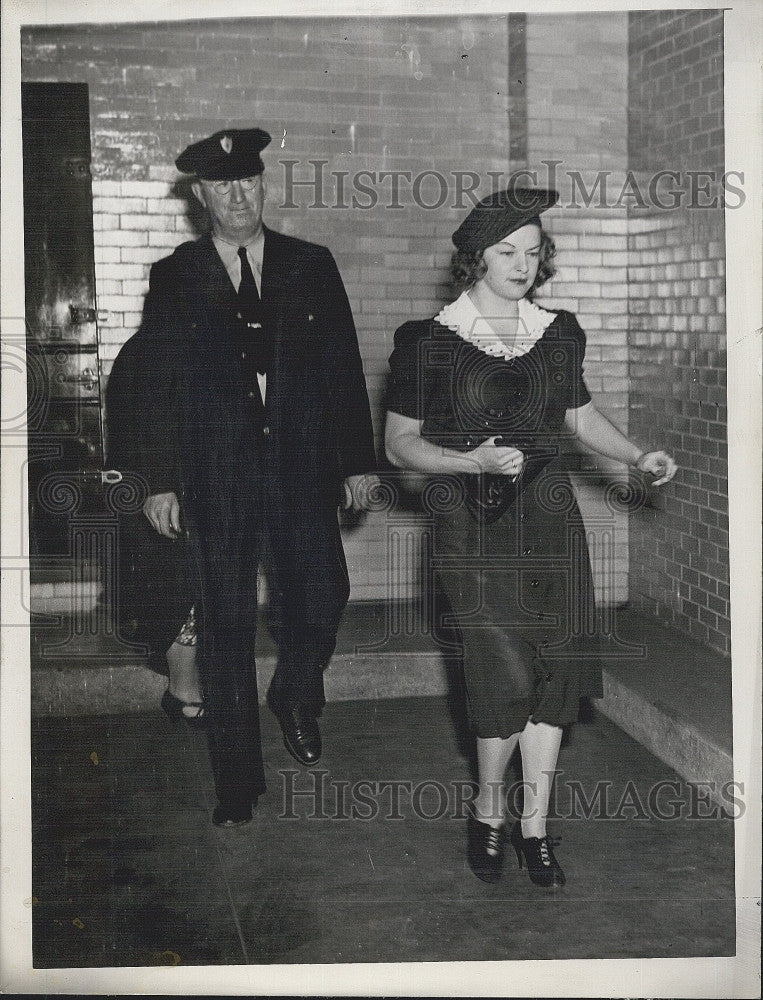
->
[635,450,678,486]
[385,412,524,478]
[470,437,525,477]
[565,404,678,487]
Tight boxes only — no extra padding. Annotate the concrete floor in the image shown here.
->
[32,696,735,968]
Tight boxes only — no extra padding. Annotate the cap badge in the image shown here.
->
[220,135,233,154]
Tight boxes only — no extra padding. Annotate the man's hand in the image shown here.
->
[636,451,678,486]
[342,474,382,512]
[143,491,182,538]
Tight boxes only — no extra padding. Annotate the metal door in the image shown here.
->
[22,82,106,573]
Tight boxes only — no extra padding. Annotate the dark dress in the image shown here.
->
[388,306,602,739]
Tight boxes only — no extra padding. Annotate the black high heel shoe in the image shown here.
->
[467,811,506,883]
[161,689,206,730]
[510,821,566,887]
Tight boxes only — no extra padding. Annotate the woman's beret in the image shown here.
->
[452,186,559,252]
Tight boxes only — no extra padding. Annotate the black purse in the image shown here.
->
[460,441,557,524]
[461,471,521,523]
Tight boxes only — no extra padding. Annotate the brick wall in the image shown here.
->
[627,11,728,653]
[627,211,728,651]
[629,9,724,177]
[21,12,728,640]
[21,15,511,601]
[526,12,631,605]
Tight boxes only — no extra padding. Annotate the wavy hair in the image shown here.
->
[450,229,557,298]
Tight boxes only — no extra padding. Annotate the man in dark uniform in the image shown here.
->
[107,128,377,826]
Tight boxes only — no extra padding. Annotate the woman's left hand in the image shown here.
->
[636,451,677,486]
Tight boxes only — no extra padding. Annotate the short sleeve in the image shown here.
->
[559,311,591,410]
[387,320,434,420]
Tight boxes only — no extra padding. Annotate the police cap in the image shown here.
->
[175,128,272,180]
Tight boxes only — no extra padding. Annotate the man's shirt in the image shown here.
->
[213,232,267,401]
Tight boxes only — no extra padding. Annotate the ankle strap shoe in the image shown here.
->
[467,811,506,883]
[510,821,566,887]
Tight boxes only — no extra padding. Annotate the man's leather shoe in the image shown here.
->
[275,704,322,766]
[212,800,254,827]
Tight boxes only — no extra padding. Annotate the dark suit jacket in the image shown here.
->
[107,226,376,656]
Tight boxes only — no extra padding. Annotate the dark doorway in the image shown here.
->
[22,82,105,575]
[23,82,135,669]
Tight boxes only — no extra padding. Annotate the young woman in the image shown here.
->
[385,187,676,884]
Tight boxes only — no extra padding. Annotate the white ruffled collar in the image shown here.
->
[434,292,556,360]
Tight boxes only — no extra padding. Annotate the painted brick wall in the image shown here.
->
[21,15,511,602]
[526,12,631,605]
[627,211,728,652]
[22,13,726,634]
[629,9,724,177]
[627,10,728,653]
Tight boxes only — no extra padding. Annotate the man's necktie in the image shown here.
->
[238,245,260,307]
[237,246,271,374]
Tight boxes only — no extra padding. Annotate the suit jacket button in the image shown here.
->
[262,425,270,436]
[531,579,539,588]
[523,546,533,555]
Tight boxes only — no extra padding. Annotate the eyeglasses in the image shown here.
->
[207,177,260,194]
